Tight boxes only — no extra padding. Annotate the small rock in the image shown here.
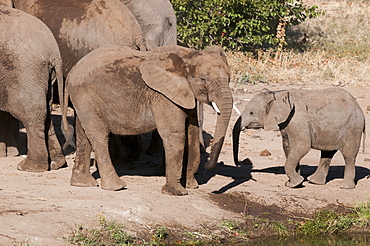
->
[366,106,370,112]
[259,150,271,156]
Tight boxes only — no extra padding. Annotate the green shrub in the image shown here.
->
[171,0,322,51]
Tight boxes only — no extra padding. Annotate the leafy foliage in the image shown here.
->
[171,0,322,51]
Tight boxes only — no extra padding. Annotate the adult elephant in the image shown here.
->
[12,0,147,75]
[122,0,177,50]
[0,6,70,171]
[3,0,146,158]
[65,45,233,195]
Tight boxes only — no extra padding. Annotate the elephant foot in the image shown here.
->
[340,180,355,189]
[100,176,126,191]
[70,169,98,187]
[285,175,304,188]
[307,173,326,185]
[162,183,188,196]
[50,156,67,170]
[186,177,199,189]
[7,146,19,157]
[17,157,48,172]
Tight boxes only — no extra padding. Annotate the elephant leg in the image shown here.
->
[308,150,337,185]
[47,115,66,170]
[93,138,126,191]
[197,101,205,153]
[341,156,356,189]
[70,116,98,187]
[284,142,310,188]
[282,135,301,175]
[185,108,200,189]
[17,119,49,172]
[0,112,19,157]
[156,110,188,196]
[7,114,19,157]
[82,120,125,191]
[0,111,11,157]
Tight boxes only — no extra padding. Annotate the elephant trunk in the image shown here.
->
[232,116,242,166]
[204,89,233,170]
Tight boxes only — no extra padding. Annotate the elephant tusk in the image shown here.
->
[233,104,241,115]
[211,102,221,114]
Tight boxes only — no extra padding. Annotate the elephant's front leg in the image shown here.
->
[186,108,200,189]
[70,116,98,187]
[307,150,337,185]
[284,142,310,188]
[157,117,188,195]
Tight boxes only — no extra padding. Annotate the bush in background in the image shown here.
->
[171,0,322,51]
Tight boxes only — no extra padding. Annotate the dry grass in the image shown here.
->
[228,0,370,86]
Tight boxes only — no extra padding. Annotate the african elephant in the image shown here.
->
[0,7,70,171]
[122,0,177,50]
[12,0,147,75]
[64,45,233,196]
[232,88,365,189]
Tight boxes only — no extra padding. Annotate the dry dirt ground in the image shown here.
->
[1,82,370,245]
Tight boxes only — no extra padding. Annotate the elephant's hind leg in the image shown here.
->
[308,150,337,185]
[340,136,361,189]
[47,115,66,170]
[17,120,49,172]
[82,121,126,191]
[70,116,98,187]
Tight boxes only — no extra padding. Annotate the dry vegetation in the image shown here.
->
[228,0,370,87]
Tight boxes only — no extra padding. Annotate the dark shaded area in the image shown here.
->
[252,164,370,185]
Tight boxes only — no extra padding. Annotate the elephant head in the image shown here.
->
[232,91,294,165]
[122,0,177,50]
[139,45,233,170]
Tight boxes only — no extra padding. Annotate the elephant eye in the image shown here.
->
[200,77,206,82]
[250,111,254,115]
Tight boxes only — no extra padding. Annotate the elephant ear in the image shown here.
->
[205,45,228,65]
[139,53,196,109]
[264,91,294,131]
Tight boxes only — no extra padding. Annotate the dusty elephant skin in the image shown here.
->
[123,0,177,50]
[0,7,70,171]
[233,88,365,189]
[12,0,147,75]
[64,45,233,196]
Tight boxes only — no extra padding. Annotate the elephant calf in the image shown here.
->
[64,45,233,196]
[233,88,365,189]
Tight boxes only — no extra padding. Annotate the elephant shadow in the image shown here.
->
[197,155,255,194]
[252,163,370,185]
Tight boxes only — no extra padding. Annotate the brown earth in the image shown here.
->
[1,82,370,245]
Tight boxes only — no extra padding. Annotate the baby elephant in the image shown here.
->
[233,88,365,189]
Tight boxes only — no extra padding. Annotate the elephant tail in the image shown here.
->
[362,126,366,153]
[51,54,75,150]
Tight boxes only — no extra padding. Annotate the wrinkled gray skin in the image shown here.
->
[122,0,177,50]
[12,0,146,75]
[65,45,233,196]
[233,88,365,189]
[8,0,146,159]
[0,7,70,171]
